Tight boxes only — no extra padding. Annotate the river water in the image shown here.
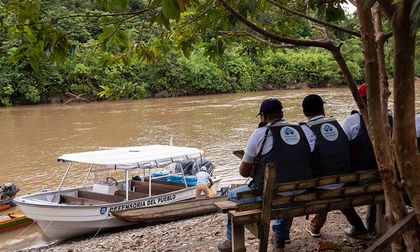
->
[0,85,419,250]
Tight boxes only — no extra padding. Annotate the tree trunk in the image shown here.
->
[391,1,420,249]
[373,5,392,139]
[356,0,419,250]
[372,5,392,238]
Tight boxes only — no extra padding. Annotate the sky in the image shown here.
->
[343,2,357,14]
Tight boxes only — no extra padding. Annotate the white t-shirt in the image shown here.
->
[196,171,211,185]
[341,113,361,141]
[415,114,420,138]
[243,120,314,164]
[342,111,393,140]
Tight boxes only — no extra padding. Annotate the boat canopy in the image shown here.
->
[57,145,204,169]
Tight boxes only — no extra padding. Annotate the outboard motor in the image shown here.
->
[175,158,215,176]
[1,183,20,207]
[1,183,20,199]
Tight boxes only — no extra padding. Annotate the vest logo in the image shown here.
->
[280,126,300,145]
[321,123,339,141]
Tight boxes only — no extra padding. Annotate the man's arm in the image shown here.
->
[207,176,213,187]
[239,161,253,178]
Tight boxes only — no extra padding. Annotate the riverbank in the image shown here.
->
[32,207,374,252]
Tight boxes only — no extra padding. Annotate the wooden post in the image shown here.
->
[259,163,277,252]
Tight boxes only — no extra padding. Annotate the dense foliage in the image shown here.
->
[0,1,417,106]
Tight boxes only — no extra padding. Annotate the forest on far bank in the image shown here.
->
[0,0,418,106]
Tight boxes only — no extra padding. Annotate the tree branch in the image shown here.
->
[377,0,397,18]
[267,0,361,37]
[218,30,296,48]
[217,0,334,50]
[11,7,157,28]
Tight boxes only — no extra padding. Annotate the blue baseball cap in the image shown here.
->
[256,98,283,116]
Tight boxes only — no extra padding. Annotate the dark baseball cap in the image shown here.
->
[256,98,283,116]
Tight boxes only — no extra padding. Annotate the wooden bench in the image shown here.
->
[214,163,384,252]
[114,189,149,200]
[60,195,108,205]
[78,190,124,203]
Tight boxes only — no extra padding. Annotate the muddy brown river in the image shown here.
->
[1,84,419,250]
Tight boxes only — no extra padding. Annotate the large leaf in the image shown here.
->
[51,33,69,63]
[412,0,420,34]
[162,0,181,21]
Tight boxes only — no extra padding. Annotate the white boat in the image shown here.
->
[14,145,221,240]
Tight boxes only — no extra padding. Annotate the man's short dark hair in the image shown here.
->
[302,94,324,117]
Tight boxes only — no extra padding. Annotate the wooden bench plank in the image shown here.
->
[230,193,385,225]
[214,201,238,213]
[233,182,383,212]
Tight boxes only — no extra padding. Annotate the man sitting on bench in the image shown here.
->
[218,98,313,252]
[300,94,368,238]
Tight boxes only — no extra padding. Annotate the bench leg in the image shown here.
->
[259,224,270,252]
[232,223,246,252]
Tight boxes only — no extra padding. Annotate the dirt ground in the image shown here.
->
[29,206,377,252]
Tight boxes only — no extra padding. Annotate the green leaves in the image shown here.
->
[94,0,128,12]
[308,0,346,22]
[98,25,129,52]
[203,37,225,60]
[238,0,259,16]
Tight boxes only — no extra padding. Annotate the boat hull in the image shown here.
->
[0,209,33,233]
[15,179,221,240]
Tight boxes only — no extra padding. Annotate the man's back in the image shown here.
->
[304,117,352,177]
[252,121,313,188]
[195,171,210,184]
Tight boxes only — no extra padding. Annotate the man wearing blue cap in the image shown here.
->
[218,98,313,252]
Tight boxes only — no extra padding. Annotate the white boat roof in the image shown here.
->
[57,145,204,169]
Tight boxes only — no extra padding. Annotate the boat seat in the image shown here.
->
[130,180,184,195]
[114,190,149,200]
[60,195,107,205]
[78,190,124,203]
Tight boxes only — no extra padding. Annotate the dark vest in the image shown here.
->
[349,112,378,171]
[306,117,352,177]
[253,123,313,189]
